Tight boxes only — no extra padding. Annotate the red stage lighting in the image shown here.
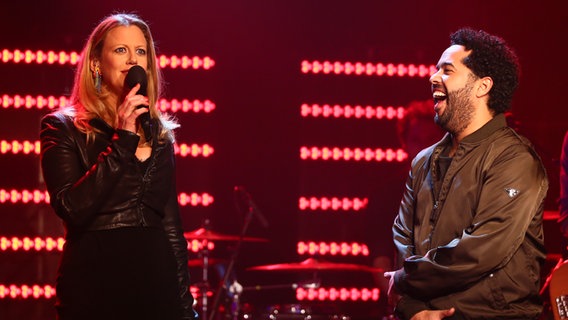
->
[1,94,215,113]
[0,49,215,70]
[296,287,380,302]
[301,60,435,77]
[187,239,215,253]
[300,146,408,162]
[301,103,405,120]
[0,284,56,299]
[0,140,41,155]
[156,98,216,113]
[0,236,64,252]
[0,189,50,204]
[0,140,213,158]
[0,189,213,207]
[297,241,369,256]
[298,196,368,211]
[174,143,214,157]
[177,192,214,207]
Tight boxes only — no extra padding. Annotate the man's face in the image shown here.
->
[429,45,477,135]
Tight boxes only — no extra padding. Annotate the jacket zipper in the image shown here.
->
[428,200,440,250]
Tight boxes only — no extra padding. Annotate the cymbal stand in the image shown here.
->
[208,206,254,320]
[198,220,212,320]
[199,245,211,320]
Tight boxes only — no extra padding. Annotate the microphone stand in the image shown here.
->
[207,204,254,320]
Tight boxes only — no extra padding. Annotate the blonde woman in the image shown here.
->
[40,13,196,319]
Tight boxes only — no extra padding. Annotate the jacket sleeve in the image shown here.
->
[392,155,431,318]
[393,143,548,300]
[40,113,140,227]
[392,169,417,267]
[161,150,197,319]
[393,149,433,267]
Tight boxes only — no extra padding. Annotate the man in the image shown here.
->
[385,28,548,319]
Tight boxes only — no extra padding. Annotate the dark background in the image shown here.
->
[0,1,566,319]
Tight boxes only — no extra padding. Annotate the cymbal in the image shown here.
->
[247,257,383,273]
[184,227,268,242]
[187,258,227,267]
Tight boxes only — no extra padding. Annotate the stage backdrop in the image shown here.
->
[0,1,566,319]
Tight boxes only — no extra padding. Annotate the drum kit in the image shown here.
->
[184,224,383,320]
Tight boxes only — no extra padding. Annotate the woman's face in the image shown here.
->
[94,25,148,105]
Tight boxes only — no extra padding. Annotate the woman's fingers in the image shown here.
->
[117,84,149,132]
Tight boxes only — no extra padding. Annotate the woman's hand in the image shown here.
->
[116,84,149,133]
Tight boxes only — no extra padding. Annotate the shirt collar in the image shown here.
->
[461,113,508,144]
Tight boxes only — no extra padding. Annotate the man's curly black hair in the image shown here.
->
[450,28,519,114]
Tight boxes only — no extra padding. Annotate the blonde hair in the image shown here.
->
[65,13,178,142]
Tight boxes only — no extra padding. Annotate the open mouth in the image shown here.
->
[433,91,447,104]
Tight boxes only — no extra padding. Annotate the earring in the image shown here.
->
[93,65,102,94]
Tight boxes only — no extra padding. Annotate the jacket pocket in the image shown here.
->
[485,272,508,310]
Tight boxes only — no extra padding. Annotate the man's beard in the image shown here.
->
[434,82,475,135]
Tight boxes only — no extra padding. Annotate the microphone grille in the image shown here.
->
[125,65,148,95]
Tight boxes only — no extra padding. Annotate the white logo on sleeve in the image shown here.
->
[504,188,520,198]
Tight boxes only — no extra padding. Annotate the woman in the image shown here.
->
[40,13,196,319]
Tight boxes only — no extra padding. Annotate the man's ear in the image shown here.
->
[476,76,493,98]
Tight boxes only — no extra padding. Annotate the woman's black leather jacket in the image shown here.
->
[40,112,196,319]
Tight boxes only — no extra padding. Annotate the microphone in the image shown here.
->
[125,65,152,141]
[234,186,269,228]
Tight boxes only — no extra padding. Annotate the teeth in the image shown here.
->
[433,92,446,98]
[433,91,447,101]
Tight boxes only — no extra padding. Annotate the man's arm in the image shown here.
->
[390,154,433,318]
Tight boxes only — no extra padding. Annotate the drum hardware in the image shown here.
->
[184,216,269,320]
[208,186,270,320]
[247,257,384,273]
[228,280,244,319]
[188,258,227,268]
[184,227,268,242]
[191,220,214,320]
[241,279,321,293]
[262,304,351,320]
[244,258,382,319]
